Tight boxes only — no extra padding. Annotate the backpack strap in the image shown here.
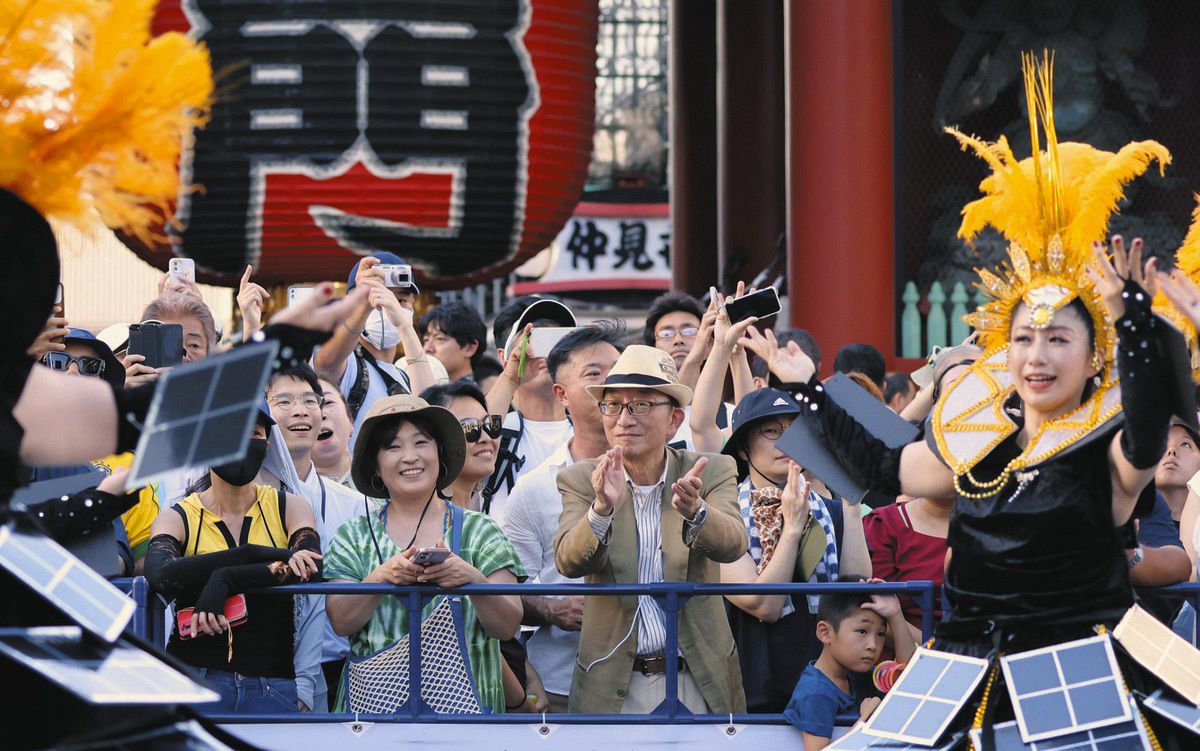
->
[360,347,411,396]
[345,349,371,422]
[480,411,525,515]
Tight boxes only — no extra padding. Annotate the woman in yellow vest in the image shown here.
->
[145,406,323,713]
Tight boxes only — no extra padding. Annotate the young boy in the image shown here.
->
[784,581,916,749]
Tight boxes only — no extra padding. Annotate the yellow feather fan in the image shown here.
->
[0,0,212,243]
[944,51,1170,357]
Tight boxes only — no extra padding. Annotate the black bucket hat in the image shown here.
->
[722,387,802,478]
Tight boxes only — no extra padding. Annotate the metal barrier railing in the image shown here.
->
[115,578,933,722]
[110,578,1200,723]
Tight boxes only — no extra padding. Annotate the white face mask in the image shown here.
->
[363,308,401,350]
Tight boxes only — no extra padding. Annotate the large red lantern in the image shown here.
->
[141,1,597,289]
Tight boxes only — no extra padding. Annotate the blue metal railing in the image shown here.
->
[110,578,1200,724]
[115,578,932,723]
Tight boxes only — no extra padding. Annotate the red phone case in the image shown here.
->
[177,594,249,639]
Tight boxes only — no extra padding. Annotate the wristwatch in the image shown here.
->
[1127,545,1144,570]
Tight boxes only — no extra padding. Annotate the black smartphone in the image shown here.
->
[724,287,781,324]
[127,322,184,368]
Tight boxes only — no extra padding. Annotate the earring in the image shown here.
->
[439,461,448,481]
[1093,375,1102,388]
[371,475,384,491]
[1090,352,1103,371]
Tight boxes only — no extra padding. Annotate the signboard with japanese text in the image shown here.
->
[513,201,671,294]
[138,0,598,289]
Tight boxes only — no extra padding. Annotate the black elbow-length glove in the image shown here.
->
[1114,280,1173,470]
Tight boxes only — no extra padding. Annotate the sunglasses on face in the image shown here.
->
[460,415,503,443]
[41,352,106,377]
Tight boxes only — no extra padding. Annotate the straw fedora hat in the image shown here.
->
[352,395,466,497]
[585,344,693,407]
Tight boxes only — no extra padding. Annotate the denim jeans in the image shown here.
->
[197,668,300,714]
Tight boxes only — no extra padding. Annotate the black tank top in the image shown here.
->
[942,428,1133,636]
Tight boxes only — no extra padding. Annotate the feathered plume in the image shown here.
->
[0,0,212,243]
[945,50,1170,356]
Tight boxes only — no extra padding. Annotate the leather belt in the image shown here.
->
[632,655,687,676]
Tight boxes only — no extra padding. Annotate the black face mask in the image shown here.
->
[212,438,268,487]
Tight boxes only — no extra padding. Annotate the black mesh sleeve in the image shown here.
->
[21,487,137,542]
[144,535,290,597]
[1115,280,1172,470]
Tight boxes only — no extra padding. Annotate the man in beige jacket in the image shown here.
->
[554,345,747,714]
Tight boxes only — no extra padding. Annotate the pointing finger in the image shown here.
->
[240,264,253,288]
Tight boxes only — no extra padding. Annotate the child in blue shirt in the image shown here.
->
[784,580,915,749]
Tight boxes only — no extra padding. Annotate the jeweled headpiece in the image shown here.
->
[946,52,1170,364]
[931,51,1172,495]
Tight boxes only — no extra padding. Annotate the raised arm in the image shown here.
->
[690,304,758,452]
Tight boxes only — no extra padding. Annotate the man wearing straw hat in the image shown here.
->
[554,345,747,714]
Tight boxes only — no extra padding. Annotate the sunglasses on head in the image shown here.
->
[41,351,106,377]
[460,415,504,443]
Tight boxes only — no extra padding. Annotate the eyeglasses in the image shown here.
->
[655,326,699,341]
[41,352,106,377]
[460,415,503,443]
[598,400,673,417]
[757,420,794,441]
[269,392,324,411]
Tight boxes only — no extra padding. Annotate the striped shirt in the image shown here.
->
[587,461,706,657]
[324,502,526,713]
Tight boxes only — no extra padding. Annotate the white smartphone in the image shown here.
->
[168,258,196,284]
[529,327,577,358]
[288,285,316,308]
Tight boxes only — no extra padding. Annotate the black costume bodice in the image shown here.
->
[942,428,1134,636]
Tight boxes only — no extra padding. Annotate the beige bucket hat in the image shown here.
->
[585,344,693,407]
[352,395,466,497]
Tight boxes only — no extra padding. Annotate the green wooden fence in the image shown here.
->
[899,280,985,358]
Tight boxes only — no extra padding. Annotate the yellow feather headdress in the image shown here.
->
[945,51,1170,365]
[0,0,212,243]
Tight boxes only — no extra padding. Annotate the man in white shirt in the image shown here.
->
[482,297,577,525]
[502,324,623,711]
[266,363,371,711]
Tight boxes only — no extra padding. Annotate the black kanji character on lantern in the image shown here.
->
[613,221,653,271]
[657,231,671,269]
[177,1,360,274]
[565,220,608,271]
[177,0,533,278]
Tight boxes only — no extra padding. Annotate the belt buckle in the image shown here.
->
[637,656,664,676]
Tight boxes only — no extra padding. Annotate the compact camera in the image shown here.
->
[377,264,413,290]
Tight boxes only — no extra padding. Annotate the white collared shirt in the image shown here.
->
[585,454,707,657]
[501,442,579,695]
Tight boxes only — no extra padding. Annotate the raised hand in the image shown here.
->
[237,265,270,339]
[1087,236,1157,324]
[27,309,68,358]
[121,353,160,387]
[780,462,811,532]
[670,456,708,519]
[591,446,626,516]
[1158,267,1200,330]
[271,283,369,333]
[739,326,816,383]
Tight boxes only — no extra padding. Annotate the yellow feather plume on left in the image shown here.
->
[0,0,212,242]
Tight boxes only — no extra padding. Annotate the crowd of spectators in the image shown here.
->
[25,252,1199,735]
